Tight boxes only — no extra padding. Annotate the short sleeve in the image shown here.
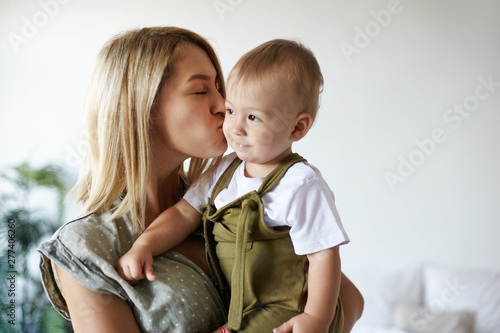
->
[38,214,136,318]
[283,167,350,255]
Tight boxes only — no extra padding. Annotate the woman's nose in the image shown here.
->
[210,90,225,117]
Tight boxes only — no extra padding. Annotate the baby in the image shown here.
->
[116,39,349,333]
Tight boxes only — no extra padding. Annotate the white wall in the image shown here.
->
[1,0,499,272]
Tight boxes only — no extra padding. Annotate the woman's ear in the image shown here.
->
[291,113,313,142]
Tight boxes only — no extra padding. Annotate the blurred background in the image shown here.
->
[1,0,499,332]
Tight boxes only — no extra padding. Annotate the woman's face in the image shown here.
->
[152,43,227,162]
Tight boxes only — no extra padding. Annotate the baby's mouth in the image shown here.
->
[235,142,249,149]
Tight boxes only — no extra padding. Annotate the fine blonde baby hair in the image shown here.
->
[228,38,323,120]
[70,27,225,231]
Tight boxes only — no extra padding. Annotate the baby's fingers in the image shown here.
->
[144,259,157,282]
[115,261,127,280]
[116,262,140,284]
[128,261,147,281]
[273,319,294,333]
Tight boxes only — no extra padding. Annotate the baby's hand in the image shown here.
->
[273,312,330,333]
[115,244,156,284]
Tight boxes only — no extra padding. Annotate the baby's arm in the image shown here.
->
[274,246,341,333]
[116,198,202,283]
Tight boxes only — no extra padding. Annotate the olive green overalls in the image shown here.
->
[202,153,344,332]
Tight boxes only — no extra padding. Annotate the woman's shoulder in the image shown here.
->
[41,209,136,265]
[56,212,107,236]
[57,211,127,240]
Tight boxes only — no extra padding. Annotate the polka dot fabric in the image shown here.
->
[38,201,226,332]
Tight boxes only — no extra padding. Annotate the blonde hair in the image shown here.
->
[70,27,225,231]
[228,39,323,120]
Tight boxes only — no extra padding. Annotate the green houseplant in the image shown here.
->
[0,162,72,332]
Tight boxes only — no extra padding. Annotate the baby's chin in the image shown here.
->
[229,146,249,162]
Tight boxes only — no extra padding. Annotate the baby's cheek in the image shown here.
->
[268,115,289,133]
[255,128,275,145]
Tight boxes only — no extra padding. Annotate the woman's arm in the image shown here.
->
[54,264,141,333]
[339,272,364,333]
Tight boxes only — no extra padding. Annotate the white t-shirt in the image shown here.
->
[184,153,349,255]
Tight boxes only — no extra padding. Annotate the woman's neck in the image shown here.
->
[144,165,182,228]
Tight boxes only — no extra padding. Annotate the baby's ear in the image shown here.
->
[291,113,313,142]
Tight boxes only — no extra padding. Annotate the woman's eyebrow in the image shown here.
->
[188,74,211,82]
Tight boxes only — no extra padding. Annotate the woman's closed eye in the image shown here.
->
[195,91,208,95]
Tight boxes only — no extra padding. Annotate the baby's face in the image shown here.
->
[223,79,298,169]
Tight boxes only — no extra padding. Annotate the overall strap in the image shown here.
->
[210,152,306,201]
[258,153,307,195]
[202,156,244,305]
[228,196,258,329]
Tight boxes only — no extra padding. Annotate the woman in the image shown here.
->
[39,27,363,333]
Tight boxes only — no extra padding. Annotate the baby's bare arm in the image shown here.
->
[274,246,341,333]
[135,199,202,255]
[305,247,342,325]
[116,199,202,282]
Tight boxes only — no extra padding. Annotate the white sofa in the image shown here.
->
[345,264,500,333]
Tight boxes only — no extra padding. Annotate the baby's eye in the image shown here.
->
[226,108,235,115]
[248,114,260,122]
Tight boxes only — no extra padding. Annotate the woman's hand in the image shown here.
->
[273,312,331,333]
[115,244,156,284]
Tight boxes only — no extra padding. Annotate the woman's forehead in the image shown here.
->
[170,44,217,81]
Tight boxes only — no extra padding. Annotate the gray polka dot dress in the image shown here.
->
[38,202,227,333]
